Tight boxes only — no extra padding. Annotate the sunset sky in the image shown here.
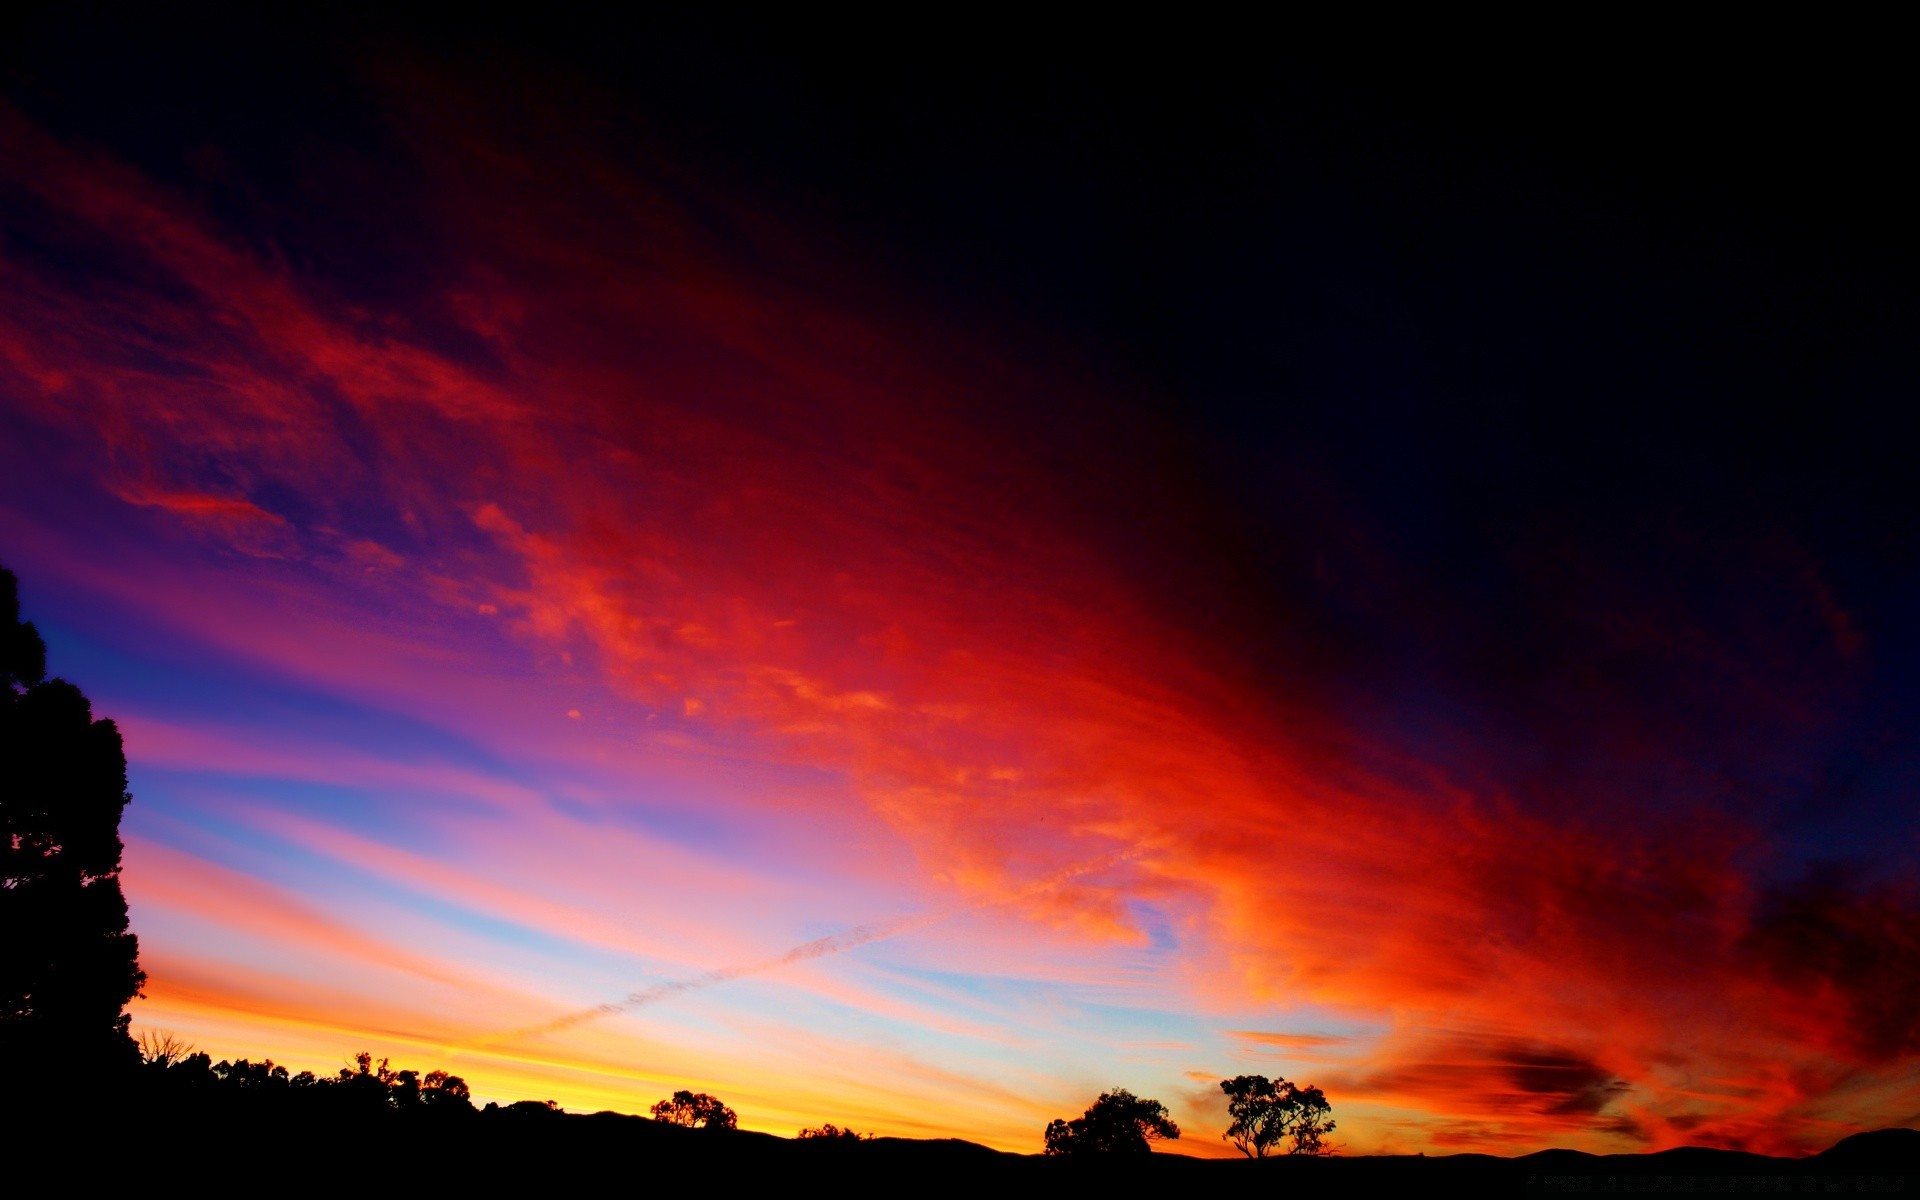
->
[3,13,1916,1156]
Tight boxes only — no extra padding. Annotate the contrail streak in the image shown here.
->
[454,844,1146,1054]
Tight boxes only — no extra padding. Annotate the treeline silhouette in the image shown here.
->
[133,1037,483,1115]
[38,1034,1920,1192]
[132,1036,894,1141]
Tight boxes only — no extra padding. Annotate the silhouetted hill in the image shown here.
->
[6,1079,1911,1194]
[1515,1144,1792,1175]
[1814,1128,1920,1170]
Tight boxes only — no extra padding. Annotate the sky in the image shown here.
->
[3,11,1918,1156]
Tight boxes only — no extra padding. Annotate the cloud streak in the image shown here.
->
[464,846,1149,1049]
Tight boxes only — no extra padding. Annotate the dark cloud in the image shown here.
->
[1339,1036,1630,1125]
[1502,1048,1630,1117]
[1743,868,1920,1061]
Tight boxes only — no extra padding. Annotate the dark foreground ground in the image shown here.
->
[10,1099,1916,1196]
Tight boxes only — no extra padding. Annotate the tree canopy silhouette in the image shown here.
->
[650,1090,737,1130]
[334,1051,475,1112]
[1220,1074,1336,1157]
[0,565,145,1086]
[1043,1088,1180,1156]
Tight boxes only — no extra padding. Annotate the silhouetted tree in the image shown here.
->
[1042,1088,1180,1156]
[160,1051,217,1090]
[1220,1074,1336,1157]
[390,1068,424,1107]
[318,1050,474,1113]
[798,1122,869,1141]
[1285,1083,1336,1155]
[214,1057,293,1089]
[421,1069,475,1113]
[137,1028,194,1069]
[0,566,145,1086]
[650,1089,737,1130]
[338,1051,399,1110]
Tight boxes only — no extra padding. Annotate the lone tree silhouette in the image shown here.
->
[1220,1074,1336,1157]
[650,1089,737,1130]
[0,566,145,1087]
[1043,1088,1180,1156]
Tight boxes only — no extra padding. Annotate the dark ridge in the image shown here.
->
[863,1136,1013,1157]
[8,1089,1912,1195]
[1813,1127,1920,1168]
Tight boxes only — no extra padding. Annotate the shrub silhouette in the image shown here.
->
[651,1089,737,1130]
[0,565,145,1088]
[1043,1088,1180,1156]
[798,1122,869,1141]
[1220,1074,1336,1156]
